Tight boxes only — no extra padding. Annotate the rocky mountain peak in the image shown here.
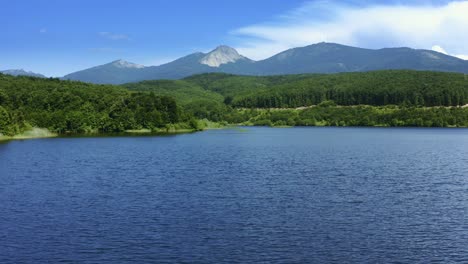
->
[200,45,245,67]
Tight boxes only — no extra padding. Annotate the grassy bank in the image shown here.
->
[0,120,228,142]
[0,134,9,141]
[0,128,57,141]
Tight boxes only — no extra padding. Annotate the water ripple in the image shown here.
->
[1,127,468,263]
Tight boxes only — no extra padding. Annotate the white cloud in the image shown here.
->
[39,28,47,34]
[432,45,468,60]
[431,45,448,55]
[98,32,130,40]
[232,1,468,60]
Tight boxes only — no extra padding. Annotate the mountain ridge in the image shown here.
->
[57,43,468,84]
[0,69,46,78]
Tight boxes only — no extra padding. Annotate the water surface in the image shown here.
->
[1,127,468,263]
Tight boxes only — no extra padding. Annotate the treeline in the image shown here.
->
[183,71,468,108]
[0,74,195,136]
[225,104,468,128]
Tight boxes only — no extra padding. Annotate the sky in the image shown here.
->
[1,0,467,77]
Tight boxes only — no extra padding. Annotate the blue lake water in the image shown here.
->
[1,127,468,263]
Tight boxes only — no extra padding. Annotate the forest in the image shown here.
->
[0,74,198,137]
[183,71,468,108]
[1,70,468,137]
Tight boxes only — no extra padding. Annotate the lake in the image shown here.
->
[1,127,468,263]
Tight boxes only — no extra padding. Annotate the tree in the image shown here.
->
[0,106,12,135]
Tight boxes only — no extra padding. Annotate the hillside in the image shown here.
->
[122,70,468,127]
[0,73,192,136]
[123,79,223,105]
[123,79,228,121]
[182,71,468,108]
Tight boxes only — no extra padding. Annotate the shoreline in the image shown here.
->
[2,124,467,143]
[0,128,58,142]
[0,126,210,142]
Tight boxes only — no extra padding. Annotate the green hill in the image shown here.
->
[184,70,468,108]
[124,70,468,128]
[122,79,228,121]
[0,74,189,136]
[123,79,223,105]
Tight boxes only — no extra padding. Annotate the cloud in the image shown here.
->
[432,45,468,60]
[431,45,448,55]
[232,1,468,60]
[39,28,47,34]
[98,32,130,40]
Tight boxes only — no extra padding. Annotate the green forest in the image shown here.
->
[184,70,468,108]
[1,70,468,138]
[0,74,198,137]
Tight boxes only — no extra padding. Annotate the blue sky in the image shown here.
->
[1,0,467,76]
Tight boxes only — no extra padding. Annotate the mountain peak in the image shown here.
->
[214,45,236,52]
[110,59,145,69]
[307,42,352,50]
[200,45,246,67]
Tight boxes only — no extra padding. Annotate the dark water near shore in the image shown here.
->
[1,127,468,263]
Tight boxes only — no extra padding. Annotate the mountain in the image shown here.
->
[1,69,46,78]
[62,43,468,84]
[62,60,146,84]
[64,46,253,84]
[247,43,468,75]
